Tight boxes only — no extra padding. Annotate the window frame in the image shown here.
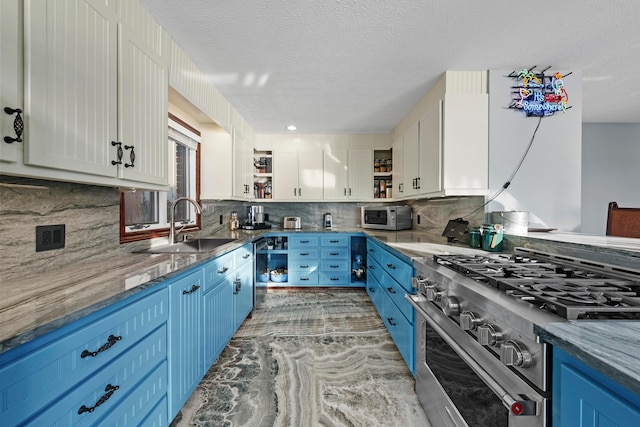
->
[119,113,201,244]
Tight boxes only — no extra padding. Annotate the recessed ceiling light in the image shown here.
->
[286,125,297,131]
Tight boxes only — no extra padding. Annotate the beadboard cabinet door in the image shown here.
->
[0,0,21,163]
[323,148,374,200]
[117,24,168,186]
[21,0,168,189]
[24,0,119,178]
[168,269,205,419]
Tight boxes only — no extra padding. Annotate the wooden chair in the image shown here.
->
[606,201,640,238]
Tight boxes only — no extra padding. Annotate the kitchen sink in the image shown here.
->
[141,238,237,254]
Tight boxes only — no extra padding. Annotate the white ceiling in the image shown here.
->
[140,0,640,133]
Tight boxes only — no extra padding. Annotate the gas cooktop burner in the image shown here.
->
[435,251,640,320]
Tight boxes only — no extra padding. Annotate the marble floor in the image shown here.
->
[170,288,430,427]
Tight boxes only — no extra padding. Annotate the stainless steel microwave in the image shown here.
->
[361,206,412,230]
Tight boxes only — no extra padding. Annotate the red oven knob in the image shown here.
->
[511,402,524,415]
[500,340,532,368]
[442,296,460,316]
[477,324,503,346]
[459,311,481,331]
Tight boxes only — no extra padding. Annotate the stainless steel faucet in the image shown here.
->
[169,197,202,244]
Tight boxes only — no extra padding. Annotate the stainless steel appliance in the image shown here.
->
[406,248,640,426]
[283,216,301,229]
[242,205,271,230]
[361,206,412,230]
[324,212,333,229]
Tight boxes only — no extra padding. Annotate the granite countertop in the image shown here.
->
[535,322,640,396]
[3,225,640,396]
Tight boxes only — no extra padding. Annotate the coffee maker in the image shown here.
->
[242,205,271,230]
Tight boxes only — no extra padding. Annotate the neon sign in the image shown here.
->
[508,66,572,117]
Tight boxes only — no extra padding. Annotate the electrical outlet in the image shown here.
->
[36,225,65,252]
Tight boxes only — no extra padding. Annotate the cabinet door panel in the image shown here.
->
[298,150,324,200]
[323,149,348,200]
[402,121,419,196]
[348,148,374,199]
[24,0,118,177]
[203,277,234,367]
[419,100,442,194]
[273,150,298,200]
[118,25,168,186]
[0,0,21,163]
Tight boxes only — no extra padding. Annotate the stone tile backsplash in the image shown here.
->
[1,176,484,279]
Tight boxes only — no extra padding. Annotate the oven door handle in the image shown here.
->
[405,294,530,415]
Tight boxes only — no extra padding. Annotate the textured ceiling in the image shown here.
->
[140,0,640,133]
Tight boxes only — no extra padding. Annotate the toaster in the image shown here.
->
[283,216,301,229]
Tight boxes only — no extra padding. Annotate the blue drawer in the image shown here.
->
[203,253,234,292]
[382,295,414,373]
[289,235,319,248]
[319,272,350,285]
[289,272,319,285]
[320,235,349,247]
[234,244,253,268]
[320,247,349,259]
[380,272,414,324]
[288,259,319,272]
[320,259,350,272]
[289,248,319,259]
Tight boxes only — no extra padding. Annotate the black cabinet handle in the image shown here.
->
[300,265,309,268]
[300,252,309,256]
[111,141,123,165]
[301,277,309,281]
[217,267,229,274]
[386,263,396,270]
[330,265,339,269]
[81,334,122,358]
[233,278,241,294]
[330,252,339,256]
[368,287,375,292]
[3,107,23,143]
[387,318,397,326]
[330,277,339,281]
[368,265,375,270]
[78,384,119,414]
[124,145,135,168]
[387,287,396,294]
[369,248,375,252]
[243,254,250,259]
[300,240,309,243]
[182,284,200,295]
[330,240,339,243]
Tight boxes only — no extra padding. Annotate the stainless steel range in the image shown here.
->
[406,247,640,427]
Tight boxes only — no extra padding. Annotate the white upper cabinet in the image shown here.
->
[232,128,252,198]
[2,0,168,190]
[273,149,323,201]
[200,124,233,200]
[398,71,489,199]
[323,148,373,200]
[392,135,404,196]
[0,0,21,164]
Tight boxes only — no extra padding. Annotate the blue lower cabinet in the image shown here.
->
[0,287,169,426]
[168,269,205,419]
[203,275,235,367]
[233,263,254,330]
[554,347,640,427]
[365,238,415,375]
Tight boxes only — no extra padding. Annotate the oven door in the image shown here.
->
[407,295,549,427]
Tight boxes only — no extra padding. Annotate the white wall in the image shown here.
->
[581,123,640,235]
[487,69,583,232]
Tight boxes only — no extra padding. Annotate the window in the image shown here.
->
[120,114,201,243]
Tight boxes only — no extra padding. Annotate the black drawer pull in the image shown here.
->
[81,334,122,358]
[300,240,309,243]
[124,145,135,168]
[386,263,396,269]
[369,265,375,270]
[369,248,375,252]
[78,383,119,414]
[330,277,339,281]
[330,252,339,256]
[233,278,241,294]
[242,254,250,259]
[368,287,375,292]
[182,284,200,295]
[329,240,340,243]
[217,267,229,274]
[330,265,339,268]
[301,278,310,281]
[300,265,309,268]
[111,141,123,165]
[387,318,397,326]
[387,287,396,294]
[4,107,23,143]
[300,252,309,256]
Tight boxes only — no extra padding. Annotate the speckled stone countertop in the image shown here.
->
[535,322,640,396]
